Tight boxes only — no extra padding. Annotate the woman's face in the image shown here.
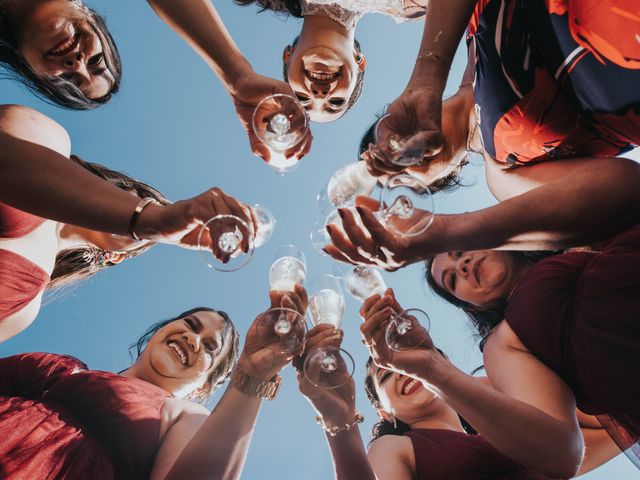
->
[371,364,438,425]
[137,311,230,397]
[285,42,362,123]
[16,0,114,99]
[430,250,525,307]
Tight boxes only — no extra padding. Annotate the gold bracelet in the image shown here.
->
[316,411,365,437]
[415,50,447,66]
[128,197,157,241]
[230,367,282,401]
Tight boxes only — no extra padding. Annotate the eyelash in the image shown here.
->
[185,318,215,353]
[379,371,392,384]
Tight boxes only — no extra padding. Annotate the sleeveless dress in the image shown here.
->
[405,429,551,479]
[504,224,640,463]
[0,352,167,479]
[468,0,640,165]
[0,203,50,321]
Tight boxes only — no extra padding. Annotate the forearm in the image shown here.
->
[408,0,476,92]
[325,427,376,480]
[423,355,582,478]
[0,135,139,234]
[165,385,262,480]
[146,0,252,94]
[435,157,640,251]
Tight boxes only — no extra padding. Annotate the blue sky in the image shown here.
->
[1,2,638,478]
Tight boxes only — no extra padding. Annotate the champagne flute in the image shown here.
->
[257,245,308,353]
[197,204,276,272]
[310,208,371,257]
[373,113,425,167]
[303,274,355,389]
[252,94,309,175]
[334,264,431,352]
[316,162,377,216]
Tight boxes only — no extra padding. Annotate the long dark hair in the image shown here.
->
[364,356,476,444]
[234,0,302,17]
[47,155,169,290]
[424,251,560,350]
[359,115,467,194]
[128,307,241,403]
[0,1,121,109]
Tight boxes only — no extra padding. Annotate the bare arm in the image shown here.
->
[367,435,414,480]
[576,410,622,475]
[325,427,378,480]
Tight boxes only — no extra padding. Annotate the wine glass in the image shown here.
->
[316,162,377,216]
[334,264,431,352]
[303,274,355,389]
[310,207,373,257]
[252,94,309,175]
[257,245,309,354]
[197,204,276,272]
[373,113,425,167]
[376,173,435,237]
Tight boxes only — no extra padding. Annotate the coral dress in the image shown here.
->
[505,225,640,459]
[405,429,551,479]
[468,0,640,165]
[0,203,50,321]
[0,353,167,479]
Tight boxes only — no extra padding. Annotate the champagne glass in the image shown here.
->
[252,94,309,175]
[316,162,377,216]
[197,204,276,272]
[303,274,355,389]
[374,113,425,167]
[310,208,372,257]
[376,173,435,237]
[257,245,308,353]
[335,264,431,352]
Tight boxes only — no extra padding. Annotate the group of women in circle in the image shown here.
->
[1,0,639,479]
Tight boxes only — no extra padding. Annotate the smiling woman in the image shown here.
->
[0,0,121,109]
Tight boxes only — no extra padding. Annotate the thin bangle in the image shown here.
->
[415,50,447,66]
[128,197,157,241]
[316,411,365,437]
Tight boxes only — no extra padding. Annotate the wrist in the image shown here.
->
[230,365,282,401]
[132,202,165,240]
[226,61,254,97]
[407,62,447,92]
[419,349,456,388]
[317,410,364,437]
[237,354,279,382]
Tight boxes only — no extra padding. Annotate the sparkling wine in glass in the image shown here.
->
[303,274,355,389]
[252,94,309,175]
[317,162,377,216]
[197,204,276,272]
[269,245,307,292]
[335,264,431,352]
[374,113,425,167]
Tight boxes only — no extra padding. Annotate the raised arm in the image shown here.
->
[144,0,311,160]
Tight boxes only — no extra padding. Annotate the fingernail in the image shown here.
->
[356,207,364,215]
[322,247,329,254]
[338,209,345,220]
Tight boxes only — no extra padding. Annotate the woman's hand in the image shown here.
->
[324,196,439,271]
[238,284,309,381]
[360,289,436,379]
[369,86,443,175]
[293,324,356,426]
[135,187,257,263]
[231,72,313,162]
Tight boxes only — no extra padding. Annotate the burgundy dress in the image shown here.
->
[0,353,167,479]
[0,202,50,321]
[505,224,640,457]
[405,429,550,479]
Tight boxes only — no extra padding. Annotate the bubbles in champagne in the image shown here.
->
[270,113,290,136]
[324,162,377,211]
[267,150,298,175]
[343,266,387,302]
[269,256,306,291]
[218,228,243,254]
[308,289,345,327]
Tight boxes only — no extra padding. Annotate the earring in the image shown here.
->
[355,53,363,63]
[189,382,211,401]
[389,415,398,429]
[82,248,112,273]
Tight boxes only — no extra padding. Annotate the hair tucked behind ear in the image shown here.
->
[0,2,121,109]
[47,155,169,291]
[128,307,240,403]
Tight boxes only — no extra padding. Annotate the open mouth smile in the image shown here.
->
[47,34,80,57]
[305,69,341,82]
[167,340,189,366]
[401,377,421,396]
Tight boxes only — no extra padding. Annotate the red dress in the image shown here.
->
[0,203,50,321]
[468,0,640,165]
[505,225,640,456]
[0,353,167,479]
[405,429,550,479]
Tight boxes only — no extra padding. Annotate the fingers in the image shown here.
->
[294,283,309,311]
[354,195,380,211]
[326,223,372,265]
[359,294,382,318]
[323,244,357,265]
[292,325,341,371]
[339,208,377,260]
[404,130,443,159]
[216,190,253,254]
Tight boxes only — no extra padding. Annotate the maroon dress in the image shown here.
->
[0,353,167,479]
[405,429,550,479]
[505,224,640,457]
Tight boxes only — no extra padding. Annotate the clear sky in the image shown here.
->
[1,1,638,479]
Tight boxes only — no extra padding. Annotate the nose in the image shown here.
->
[310,82,330,99]
[63,52,84,70]
[183,332,201,353]
[456,254,472,277]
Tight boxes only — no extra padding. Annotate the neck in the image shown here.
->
[408,399,466,433]
[462,86,484,155]
[300,12,355,44]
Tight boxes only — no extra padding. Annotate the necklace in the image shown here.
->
[466,102,485,155]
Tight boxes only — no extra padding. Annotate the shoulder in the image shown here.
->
[483,320,527,357]
[0,105,71,157]
[159,397,209,442]
[368,434,413,459]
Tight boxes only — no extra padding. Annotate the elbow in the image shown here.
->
[538,437,584,479]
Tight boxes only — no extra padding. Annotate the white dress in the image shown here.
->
[300,0,427,28]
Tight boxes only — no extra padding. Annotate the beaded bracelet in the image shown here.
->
[415,50,447,66]
[316,411,365,437]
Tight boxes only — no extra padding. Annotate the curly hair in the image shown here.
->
[47,155,169,290]
[128,307,240,403]
[0,1,121,109]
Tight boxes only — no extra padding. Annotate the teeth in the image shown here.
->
[168,341,187,365]
[307,71,338,81]
[402,379,419,395]
[51,35,77,55]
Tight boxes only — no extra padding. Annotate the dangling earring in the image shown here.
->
[389,415,398,429]
[189,382,211,401]
[82,248,112,273]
